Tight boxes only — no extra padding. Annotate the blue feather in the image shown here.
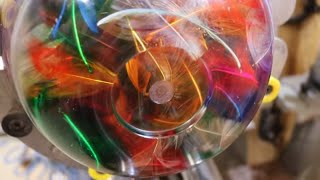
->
[52,0,68,38]
[76,0,99,33]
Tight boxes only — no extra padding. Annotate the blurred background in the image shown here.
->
[1,0,320,179]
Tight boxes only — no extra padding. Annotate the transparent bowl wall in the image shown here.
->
[5,0,273,177]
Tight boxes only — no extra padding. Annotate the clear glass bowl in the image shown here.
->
[4,0,273,177]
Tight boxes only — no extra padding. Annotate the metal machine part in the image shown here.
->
[0,69,85,169]
[277,88,320,177]
[259,59,320,143]
[0,71,12,133]
[2,109,33,138]
[0,101,86,169]
[259,105,283,143]
[277,73,320,124]
[257,58,320,177]
[1,105,85,169]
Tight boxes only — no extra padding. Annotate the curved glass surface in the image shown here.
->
[6,0,273,177]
